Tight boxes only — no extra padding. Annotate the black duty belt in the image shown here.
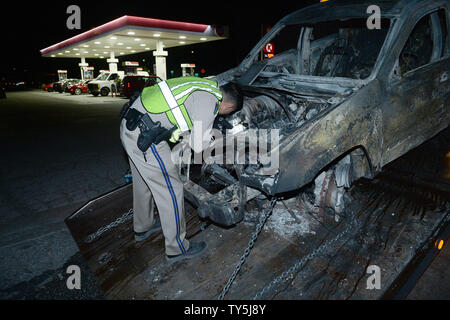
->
[120,99,176,152]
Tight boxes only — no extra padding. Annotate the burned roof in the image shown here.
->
[281,0,441,25]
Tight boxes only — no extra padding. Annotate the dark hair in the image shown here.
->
[219,82,243,111]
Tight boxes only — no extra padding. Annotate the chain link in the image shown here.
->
[252,212,359,300]
[218,198,278,300]
[84,208,134,243]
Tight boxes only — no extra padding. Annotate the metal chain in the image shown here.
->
[84,209,134,243]
[253,212,359,300]
[218,198,278,300]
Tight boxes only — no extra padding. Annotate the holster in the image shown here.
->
[120,102,177,152]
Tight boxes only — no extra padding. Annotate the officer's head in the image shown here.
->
[218,82,243,115]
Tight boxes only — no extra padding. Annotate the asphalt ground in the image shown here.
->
[0,89,447,300]
[0,89,129,299]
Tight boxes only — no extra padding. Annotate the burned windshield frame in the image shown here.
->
[256,18,391,80]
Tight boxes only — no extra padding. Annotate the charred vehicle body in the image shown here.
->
[183,0,450,226]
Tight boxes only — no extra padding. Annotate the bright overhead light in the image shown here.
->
[100,56,104,58]
[126,47,132,49]
[94,41,101,44]
[75,53,80,56]
[131,50,136,53]
[117,42,124,45]
[51,55,55,57]
[134,38,141,41]
[153,34,160,37]
[104,46,110,48]
[110,36,117,40]
[179,41,185,44]
[83,45,89,47]
[94,54,99,56]
[200,37,207,41]
[140,43,146,46]
[83,51,89,54]
[145,48,150,50]
[179,36,186,39]
[103,51,108,54]
[73,48,79,51]
[127,31,135,35]
[65,51,70,53]
[120,52,124,55]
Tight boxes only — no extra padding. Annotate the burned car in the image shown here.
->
[183,0,450,226]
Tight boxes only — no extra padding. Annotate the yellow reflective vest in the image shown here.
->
[140,77,223,143]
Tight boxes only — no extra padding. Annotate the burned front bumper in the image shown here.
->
[183,180,261,227]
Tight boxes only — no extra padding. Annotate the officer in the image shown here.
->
[120,77,242,264]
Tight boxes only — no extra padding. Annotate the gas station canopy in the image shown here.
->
[40,15,227,80]
[41,15,227,59]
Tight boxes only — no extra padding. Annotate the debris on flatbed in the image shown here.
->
[65,127,449,299]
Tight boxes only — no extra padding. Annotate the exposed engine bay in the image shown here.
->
[182,86,355,226]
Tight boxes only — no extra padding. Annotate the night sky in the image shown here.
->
[0,0,317,83]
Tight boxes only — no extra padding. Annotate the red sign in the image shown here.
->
[264,43,274,54]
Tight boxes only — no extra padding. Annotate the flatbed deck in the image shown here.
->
[65,127,450,300]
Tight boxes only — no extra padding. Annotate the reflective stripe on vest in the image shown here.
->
[158,81,190,132]
[141,77,223,139]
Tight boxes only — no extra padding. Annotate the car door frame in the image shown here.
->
[379,2,449,166]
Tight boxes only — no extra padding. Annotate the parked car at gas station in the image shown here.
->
[64,79,83,93]
[43,83,54,92]
[53,79,81,93]
[69,80,91,95]
[88,72,123,96]
[120,75,162,98]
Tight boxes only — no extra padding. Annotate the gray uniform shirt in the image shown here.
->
[131,90,219,153]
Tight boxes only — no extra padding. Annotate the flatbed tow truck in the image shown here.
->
[65,126,450,300]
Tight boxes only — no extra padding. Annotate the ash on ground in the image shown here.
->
[244,198,319,241]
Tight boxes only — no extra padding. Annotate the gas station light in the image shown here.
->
[153,34,161,37]
[104,46,110,48]
[200,37,207,41]
[127,31,135,35]
[134,38,141,41]
[126,47,132,49]
[179,41,185,44]
[179,36,186,39]
[118,43,124,45]
[110,36,117,40]
[94,41,101,44]
[83,45,89,47]
[140,44,146,46]
[145,48,150,50]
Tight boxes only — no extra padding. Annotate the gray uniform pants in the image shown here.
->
[120,119,189,256]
